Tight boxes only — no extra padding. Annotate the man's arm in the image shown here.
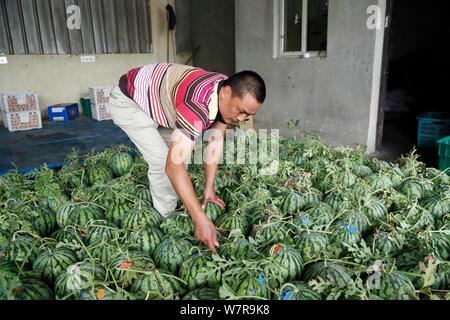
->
[203,121,228,209]
[166,129,219,252]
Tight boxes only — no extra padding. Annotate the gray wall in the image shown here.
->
[236,0,382,149]
[190,0,235,75]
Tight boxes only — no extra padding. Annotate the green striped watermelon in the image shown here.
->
[291,214,315,231]
[370,159,391,172]
[6,235,41,266]
[0,261,20,281]
[361,197,387,223]
[31,209,57,237]
[67,204,105,228]
[324,192,352,212]
[421,195,449,220]
[109,251,155,288]
[0,230,11,258]
[400,180,424,199]
[108,152,134,177]
[182,288,220,300]
[179,253,219,290]
[248,187,272,206]
[55,261,107,299]
[87,164,113,186]
[137,187,153,206]
[246,205,282,226]
[303,188,323,208]
[274,281,321,300]
[204,202,224,222]
[40,194,69,213]
[354,165,374,178]
[408,266,449,291]
[293,150,307,166]
[122,205,163,231]
[217,237,262,260]
[12,278,53,300]
[107,201,131,227]
[236,272,271,300]
[341,211,370,235]
[128,227,164,258]
[303,262,353,290]
[50,228,83,245]
[77,285,117,300]
[268,244,304,284]
[66,171,88,190]
[215,213,249,238]
[365,231,401,256]
[305,202,335,226]
[337,171,357,188]
[130,269,183,300]
[93,186,119,209]
[373,272,417,300]
[32,247,78,284]
[160,211,194,236]
[295,232,329,262]
[329,222,362,251]
[87,242,119,264]
[86,221,119,245]
[397,204,434,231]
[251,221,292,246]
[428,232,450,260]
[56,201,78,228]
[153,236,192,274]
[367,174,393,191]
[279,191,306,214]
[387,168,404,188]
[348,183,370,203]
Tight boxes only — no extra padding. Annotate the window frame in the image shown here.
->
[273,0,328,59]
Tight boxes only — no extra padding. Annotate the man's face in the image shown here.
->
[218,86,261,125]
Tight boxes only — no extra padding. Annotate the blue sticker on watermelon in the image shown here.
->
[257,273,266,285]
[281,289,294,300]
[301,216,310,225]
[346,225,357,234]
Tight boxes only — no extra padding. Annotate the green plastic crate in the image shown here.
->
[437,136,450,173]
[417,112,450,148]
[80,96,92,118]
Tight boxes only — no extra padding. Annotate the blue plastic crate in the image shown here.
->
[417,112,450,148]
[437,136,450,173]
[48,103,79,122]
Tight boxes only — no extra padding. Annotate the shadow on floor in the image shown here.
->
[371,115,439,168]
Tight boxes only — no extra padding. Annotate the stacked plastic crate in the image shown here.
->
[89,86,113,121]
[1,91,42,132]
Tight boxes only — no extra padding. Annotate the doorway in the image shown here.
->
[376,0,450,166]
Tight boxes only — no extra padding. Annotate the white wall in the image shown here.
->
[0,0,189,118]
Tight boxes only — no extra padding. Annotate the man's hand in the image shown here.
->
[166,129,221,253]
[193,214,219,253]
[202,187,226,210]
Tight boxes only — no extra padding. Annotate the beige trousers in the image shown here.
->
[109,85,178,218]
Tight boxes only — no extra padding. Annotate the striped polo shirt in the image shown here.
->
[119,63,228,141]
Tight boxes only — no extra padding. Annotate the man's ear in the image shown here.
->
[220,85,232,99]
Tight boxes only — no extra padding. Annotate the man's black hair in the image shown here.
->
[222,70,266,104]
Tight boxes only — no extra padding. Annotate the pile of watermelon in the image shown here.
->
[0,133,449,300]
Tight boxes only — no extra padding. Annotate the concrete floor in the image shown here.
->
[370,115,439,168]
